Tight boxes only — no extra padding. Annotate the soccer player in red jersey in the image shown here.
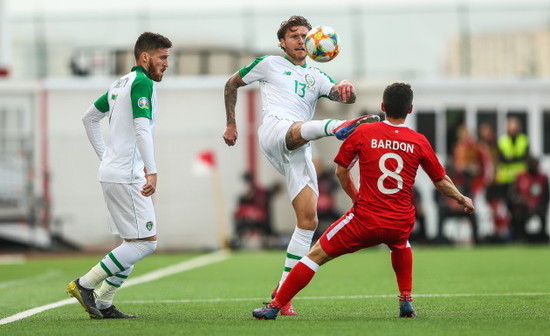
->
[253,82,475,320]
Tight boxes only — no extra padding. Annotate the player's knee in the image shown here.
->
[297,214,319,230]
[132,240,157,258]
[285,122,307,150]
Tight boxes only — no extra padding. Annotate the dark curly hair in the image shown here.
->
[277,15,312,52]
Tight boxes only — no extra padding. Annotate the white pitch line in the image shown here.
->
[0,250,230,326]
[117,292,550,305]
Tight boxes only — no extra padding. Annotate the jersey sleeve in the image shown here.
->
[93,91,110,113]
[334,128,362,169]
[238,55,270,84]
[419,137,446,182]
[130,76,153,119]
[317,69,335,98]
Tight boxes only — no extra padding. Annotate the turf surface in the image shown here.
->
[1,246,549,335]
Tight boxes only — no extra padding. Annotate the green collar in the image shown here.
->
[284,55,307,68]
[132,65,151,79]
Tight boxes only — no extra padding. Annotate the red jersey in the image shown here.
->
[334,120,445,231]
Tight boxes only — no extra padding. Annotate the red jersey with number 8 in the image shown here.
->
[334,120,445,231]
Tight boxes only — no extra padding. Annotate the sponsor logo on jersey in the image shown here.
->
[305,74,315,86]
[146,221,154,231]
[138,97,150,110]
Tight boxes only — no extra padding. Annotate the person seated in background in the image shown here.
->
[509,156,549,243]
[452,125,485,197]
[233,172,281,248]
[434,164,479,244]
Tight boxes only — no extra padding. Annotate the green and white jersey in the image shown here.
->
[93,65,157,183]
[239,55,335,122]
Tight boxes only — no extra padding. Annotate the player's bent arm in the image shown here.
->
[433,174,475,214]
[336,164,358,203]
[82,104,107,160]
[328,80,356,104]
[223,72,247,146]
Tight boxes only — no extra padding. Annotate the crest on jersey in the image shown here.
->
[138,97,150,110]
[305,74,315,86]
[146,221,154,231]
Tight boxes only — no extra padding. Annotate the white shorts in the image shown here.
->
[258,115,318,201]
[100,182,156,239]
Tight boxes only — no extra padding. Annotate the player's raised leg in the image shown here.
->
[285,115,380,150]
[299,115,380,143]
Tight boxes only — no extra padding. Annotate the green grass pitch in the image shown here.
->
[1,246,549,335]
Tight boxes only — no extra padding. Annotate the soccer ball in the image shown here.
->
[305,26,340,62]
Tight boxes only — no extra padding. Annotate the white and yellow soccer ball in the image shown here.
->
[305,26,340,62]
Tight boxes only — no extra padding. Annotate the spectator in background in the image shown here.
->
[510,157,549,243]
[233,172,281,248]
[452,125,484,196]
[478,123,498,187]
[488,116,529,242]
[434,164,479,244]
[434,125,482,244]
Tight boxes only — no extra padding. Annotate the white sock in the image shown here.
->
[79,264,107,289]
[300,119,345,141]
[81,240,156,288]
[95,266,134,309]
[279,227,315,286]
[300,256,320,272]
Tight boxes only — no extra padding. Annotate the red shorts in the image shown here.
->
[319,207,412,258]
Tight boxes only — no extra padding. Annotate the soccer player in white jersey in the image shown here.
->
[223,15,379,315]
[67,32,172,319]
[253,83,475,320]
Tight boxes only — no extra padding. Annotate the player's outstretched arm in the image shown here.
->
[336,164,358,203]
[328,80,356,104]
[433,174,475,214]
[223,72,247,146]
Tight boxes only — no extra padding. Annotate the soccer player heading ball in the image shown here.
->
[253,83,475,320]
[223,15,380,315]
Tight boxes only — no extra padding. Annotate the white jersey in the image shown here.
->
[239,55,335,122]
[93,65,157,183]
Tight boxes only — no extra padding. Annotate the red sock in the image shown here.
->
[272,261,316,307]
[391,247,413,295]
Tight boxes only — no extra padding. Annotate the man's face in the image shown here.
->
[280,26,309,63]
[147,48,170,82]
